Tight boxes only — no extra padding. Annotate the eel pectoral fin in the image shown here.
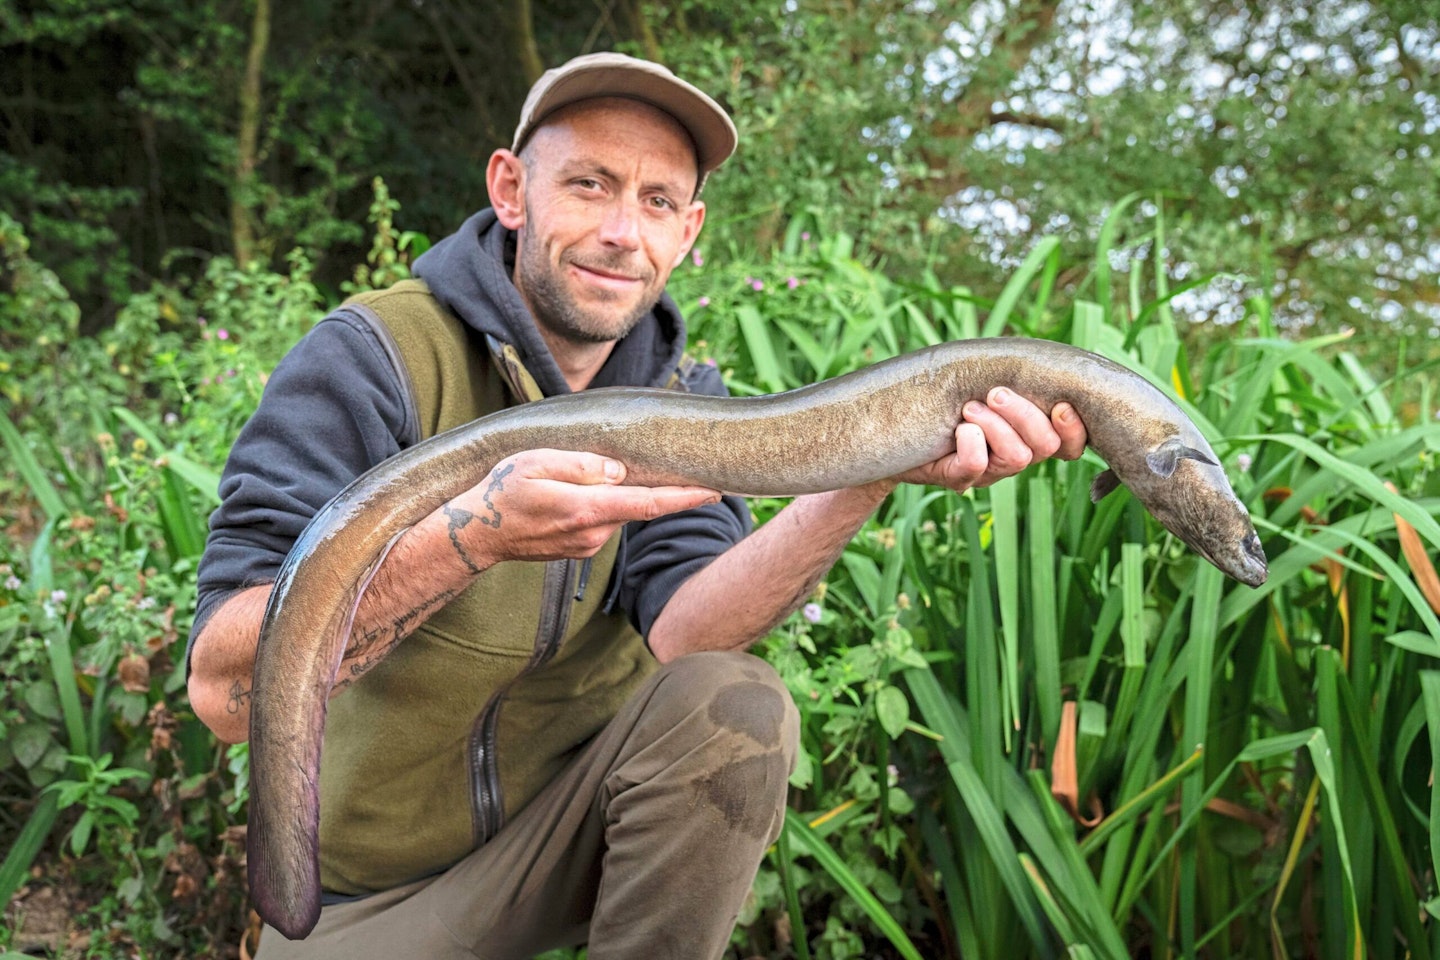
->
[1144,437,1218,478]
[1090,469,1122,503]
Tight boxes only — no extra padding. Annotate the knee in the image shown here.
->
[650,651,800,773]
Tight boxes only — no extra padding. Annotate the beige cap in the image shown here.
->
[512,52,737,178]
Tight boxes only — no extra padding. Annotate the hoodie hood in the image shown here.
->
[411,208,689,397]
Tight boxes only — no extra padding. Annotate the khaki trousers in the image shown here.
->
[256,650,800,960]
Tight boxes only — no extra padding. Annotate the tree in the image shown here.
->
[656,0,1439,333]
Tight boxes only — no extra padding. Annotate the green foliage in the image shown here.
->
[45,754,149,858]
[5,93,1440,954]
[0,216,308,953]
[674,209,1440,958]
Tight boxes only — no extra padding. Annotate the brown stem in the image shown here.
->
[232,0,270,267]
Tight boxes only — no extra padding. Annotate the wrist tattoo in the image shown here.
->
[226,679,252,715]
[442,504,484,574]
[478,462,514,529]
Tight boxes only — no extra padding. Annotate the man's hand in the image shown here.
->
[890,388,1087,493]
[450,448,722,569]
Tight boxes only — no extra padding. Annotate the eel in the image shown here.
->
[247,336,1268,939]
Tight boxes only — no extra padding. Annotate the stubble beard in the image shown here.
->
[516,229,659,346]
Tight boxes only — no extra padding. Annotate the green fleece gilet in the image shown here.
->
[316,280,657,895]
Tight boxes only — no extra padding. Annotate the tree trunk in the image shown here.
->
[514,0,545,85]
[618,0,661,63]
[232,0,270,267]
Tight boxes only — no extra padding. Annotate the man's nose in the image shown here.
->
[597,198,642,249]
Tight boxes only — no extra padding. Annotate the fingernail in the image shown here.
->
[604,459,623,481]
[991,387,1012,405]
[1056,404,1074,423]
[964,401,984,418]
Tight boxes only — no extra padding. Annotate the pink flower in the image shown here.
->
[691,249,704,267]
[698,296,710,308]
[787,276,800,289]
[217,328,230,340]
[750,279,764,292]
[801,232,811,241]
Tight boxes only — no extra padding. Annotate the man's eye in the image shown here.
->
[648,196,675,211]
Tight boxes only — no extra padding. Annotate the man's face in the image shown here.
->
[509,99,706,345]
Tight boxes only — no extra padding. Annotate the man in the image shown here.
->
[187,53,1087,959]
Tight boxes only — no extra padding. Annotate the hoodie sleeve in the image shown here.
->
[187,312,414,667]
[616,360,754,639]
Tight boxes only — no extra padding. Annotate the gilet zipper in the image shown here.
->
[468,558,576,845]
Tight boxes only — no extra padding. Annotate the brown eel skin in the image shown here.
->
[248,336,1268,939]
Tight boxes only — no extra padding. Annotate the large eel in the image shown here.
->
[248,337,1268,939]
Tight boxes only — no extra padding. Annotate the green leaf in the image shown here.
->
[983,236,1060,337]
[875,685,909,740]
[23,680,61,721]
[0,401,67,519]
[70,809,94,856]
[0,792,58,910]
[11,722,53,769]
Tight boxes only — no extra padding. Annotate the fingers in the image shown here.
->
[507,449,721,521]
[1050,402,1088,461]
[508,448,629,486]
[935,389,1087,490]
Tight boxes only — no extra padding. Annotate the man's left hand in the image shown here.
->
[893,387,1087,492]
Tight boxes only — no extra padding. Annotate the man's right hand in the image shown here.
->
[451,449,722,567]
[188,448,719,743]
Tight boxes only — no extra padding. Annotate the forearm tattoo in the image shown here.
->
[335,588,459,689]
[443,504,484,575]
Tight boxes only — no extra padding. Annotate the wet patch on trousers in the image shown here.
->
[707,681,784,748]
[694,752,781,839]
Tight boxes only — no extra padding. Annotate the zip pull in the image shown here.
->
[574,557,594,602]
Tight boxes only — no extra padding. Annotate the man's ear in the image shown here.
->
[487,150,526,230]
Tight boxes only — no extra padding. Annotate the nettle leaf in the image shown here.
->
[788,748,815,790]
[117,875,145,906]
[876,685,910,740]
[23,681,61,721]
[11,722,53,769]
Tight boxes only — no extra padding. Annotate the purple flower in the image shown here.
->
[4,575,20,591]
[691,249,704,267]
[217,328,230,341]
[50,589,67,604]
[787,276,800,289]
[750,279,764,292]
[698,296,710,308]
[801,232,811,241]
[802,602,822,623]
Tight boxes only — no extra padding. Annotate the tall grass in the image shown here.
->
[683,205,1440,958]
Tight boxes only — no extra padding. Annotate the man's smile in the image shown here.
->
[568,261,647,291]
